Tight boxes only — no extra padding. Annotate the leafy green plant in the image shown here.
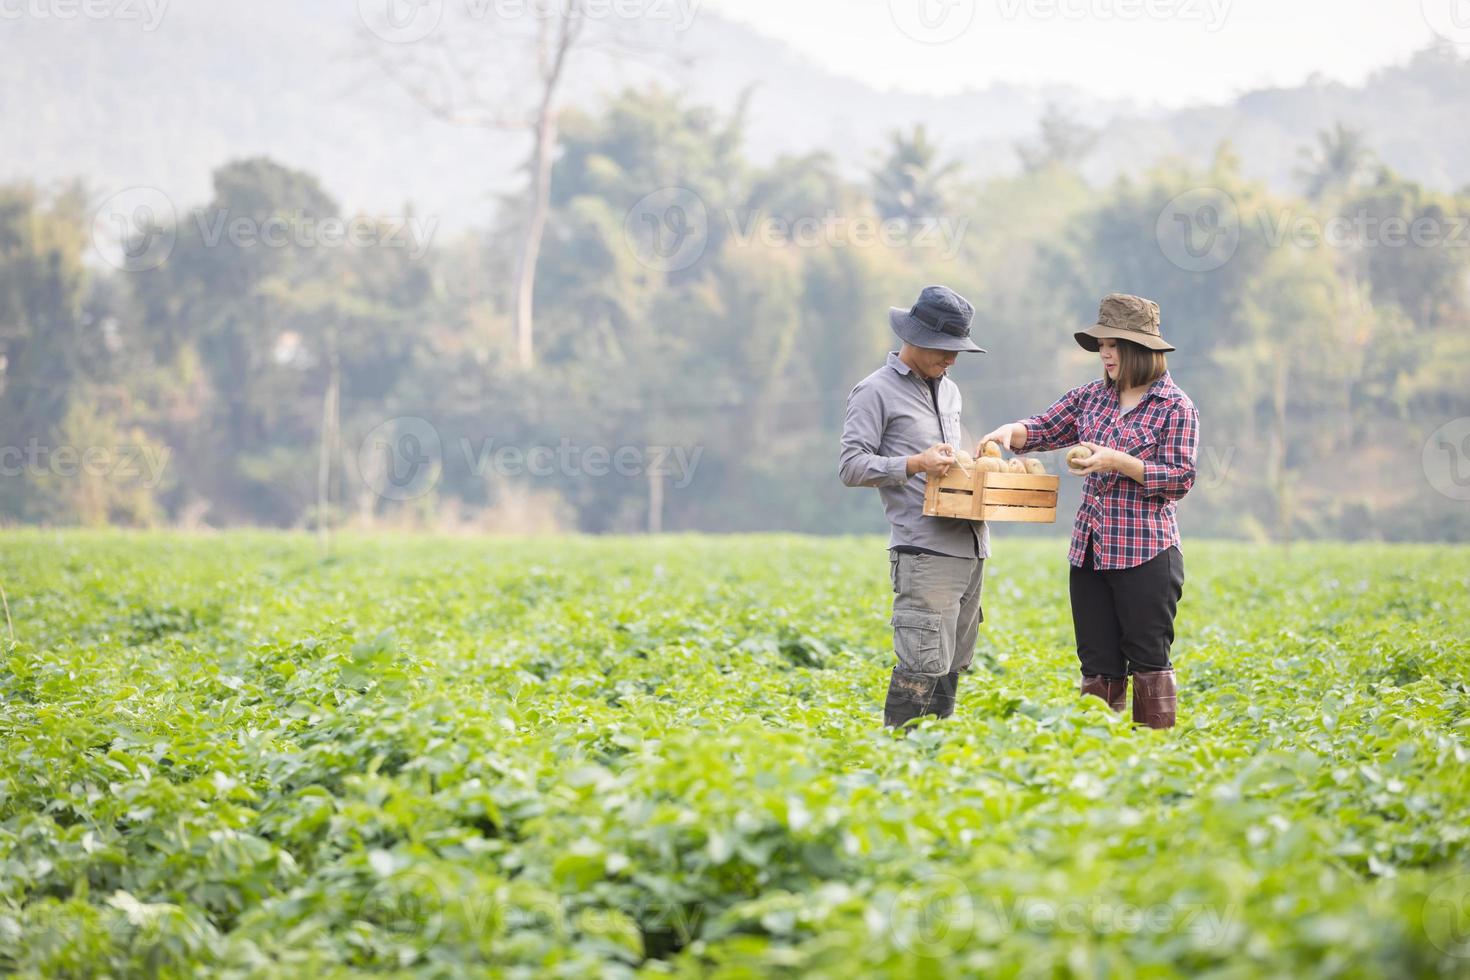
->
[0,530,1466,977]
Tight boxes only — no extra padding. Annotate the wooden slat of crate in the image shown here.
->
[923,468,1059,523]
[982,472,1060,491]
[983,487,1058,507]
[981,470,1058,523]
[980,472,1059,522]
[981,503,1059,523]
[924,465,977,519]
[928,483,982,519]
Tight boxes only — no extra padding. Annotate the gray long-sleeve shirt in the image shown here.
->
[839,351,989,559]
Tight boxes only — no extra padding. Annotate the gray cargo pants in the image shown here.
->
[883,550,985,726]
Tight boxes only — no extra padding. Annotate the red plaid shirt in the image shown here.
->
[1020,372,1199,570]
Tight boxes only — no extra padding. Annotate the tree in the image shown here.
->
[0,183,106,521]
[535,88,750,530]
[129,159,347,524]
[746,151,845,227]
[366,1,659,369]
[1297,123,1374,202]
[1015,103,1099,175]
[1341,169,1468,328]
[1235,246,1344,541]
[871,125,960,224]
[25,387,170,527]
[537,88,749,365]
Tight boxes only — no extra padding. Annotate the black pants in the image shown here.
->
[1069,541,1184,678]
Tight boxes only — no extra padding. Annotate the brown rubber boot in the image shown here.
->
[1131,669,1177,729]
[1080,674,1127,713]
[931,671,959,719]
[883,668,939,729]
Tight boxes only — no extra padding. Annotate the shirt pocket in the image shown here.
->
[1117,423,1159,459]
[943,412,962,446]
[1078,406,1110,444]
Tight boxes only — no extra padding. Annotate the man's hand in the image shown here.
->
[977,422,1027,454]
[907,443,956,478]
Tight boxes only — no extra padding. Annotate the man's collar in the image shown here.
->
[886,350,944,382]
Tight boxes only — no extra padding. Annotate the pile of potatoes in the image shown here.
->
[952,440,1048,476]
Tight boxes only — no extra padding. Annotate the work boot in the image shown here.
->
[930,670,959,719]
[1080,674,1127,713]
[883,668,939,729]
[1131,669,1177,729]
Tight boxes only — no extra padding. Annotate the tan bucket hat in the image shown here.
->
[1074,293,1175,352]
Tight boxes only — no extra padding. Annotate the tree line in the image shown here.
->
[1,88,1467,541]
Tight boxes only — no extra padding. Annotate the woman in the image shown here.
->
[978,293,1199,729]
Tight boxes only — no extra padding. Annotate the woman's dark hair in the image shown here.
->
[1108,338,1168,390]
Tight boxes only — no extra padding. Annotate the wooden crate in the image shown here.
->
[922,466,1060,523]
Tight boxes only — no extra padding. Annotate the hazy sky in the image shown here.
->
[704,0,1456,106]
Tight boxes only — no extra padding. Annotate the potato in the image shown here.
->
[1006,458,1027,473]
[980,440,1003,459]
[1023,458,1047,475]
[953,448,974,466]
[1066,446,1091,471]
[977,457,1004,473]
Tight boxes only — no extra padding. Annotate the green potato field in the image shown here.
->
[1,530,1468,977]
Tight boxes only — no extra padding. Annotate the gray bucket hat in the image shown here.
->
[889,285,986,353]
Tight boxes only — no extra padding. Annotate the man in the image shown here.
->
[839,285,989,728]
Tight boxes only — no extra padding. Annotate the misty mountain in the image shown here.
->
[3,0,1467,233]
[1081,43,1470,194]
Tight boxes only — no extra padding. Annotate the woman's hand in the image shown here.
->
[977,422,1027,454]
[1073,442,1146,484]
[1071,442,1120,474]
